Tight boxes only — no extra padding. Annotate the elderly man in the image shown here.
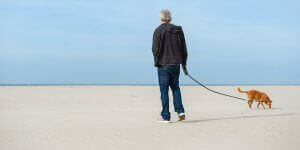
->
[152,9,188,123]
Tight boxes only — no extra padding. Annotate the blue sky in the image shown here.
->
[0,0,299,85]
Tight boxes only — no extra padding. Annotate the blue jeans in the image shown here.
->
[158,65,185,121]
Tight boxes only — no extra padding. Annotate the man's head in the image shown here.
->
[160,9,172,23]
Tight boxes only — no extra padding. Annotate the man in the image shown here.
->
[152,9,188,123]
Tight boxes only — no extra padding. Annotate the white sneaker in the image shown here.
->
[178,113,185,121]
[157,116,170,123]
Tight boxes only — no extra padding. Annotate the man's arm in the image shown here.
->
[152,28,161,56]
[181,31,188,66]
[180,30,188,75]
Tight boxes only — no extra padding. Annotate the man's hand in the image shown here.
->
[182,65,188,75]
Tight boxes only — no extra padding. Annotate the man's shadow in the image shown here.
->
[182,112,296,124]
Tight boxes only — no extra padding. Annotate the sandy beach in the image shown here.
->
[0,85,299,150]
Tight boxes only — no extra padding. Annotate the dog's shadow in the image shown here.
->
[183,113,296,124]
[252,107,283,110]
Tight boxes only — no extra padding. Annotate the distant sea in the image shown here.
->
[0,83,299,86]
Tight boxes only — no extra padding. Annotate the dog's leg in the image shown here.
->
[261,102,265,109]
[248,100,253,109]
[257,102,260,108]
[260,97,266,109]
[247,95,253,109]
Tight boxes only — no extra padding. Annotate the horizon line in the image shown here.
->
[1,83,300,86]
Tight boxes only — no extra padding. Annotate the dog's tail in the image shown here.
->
[238,87,248,94]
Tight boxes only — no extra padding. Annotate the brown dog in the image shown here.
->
[238,88,272,109]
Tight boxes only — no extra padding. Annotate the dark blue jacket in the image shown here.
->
[152,23,188,67]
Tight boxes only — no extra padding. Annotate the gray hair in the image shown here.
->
[160,9,172,23]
